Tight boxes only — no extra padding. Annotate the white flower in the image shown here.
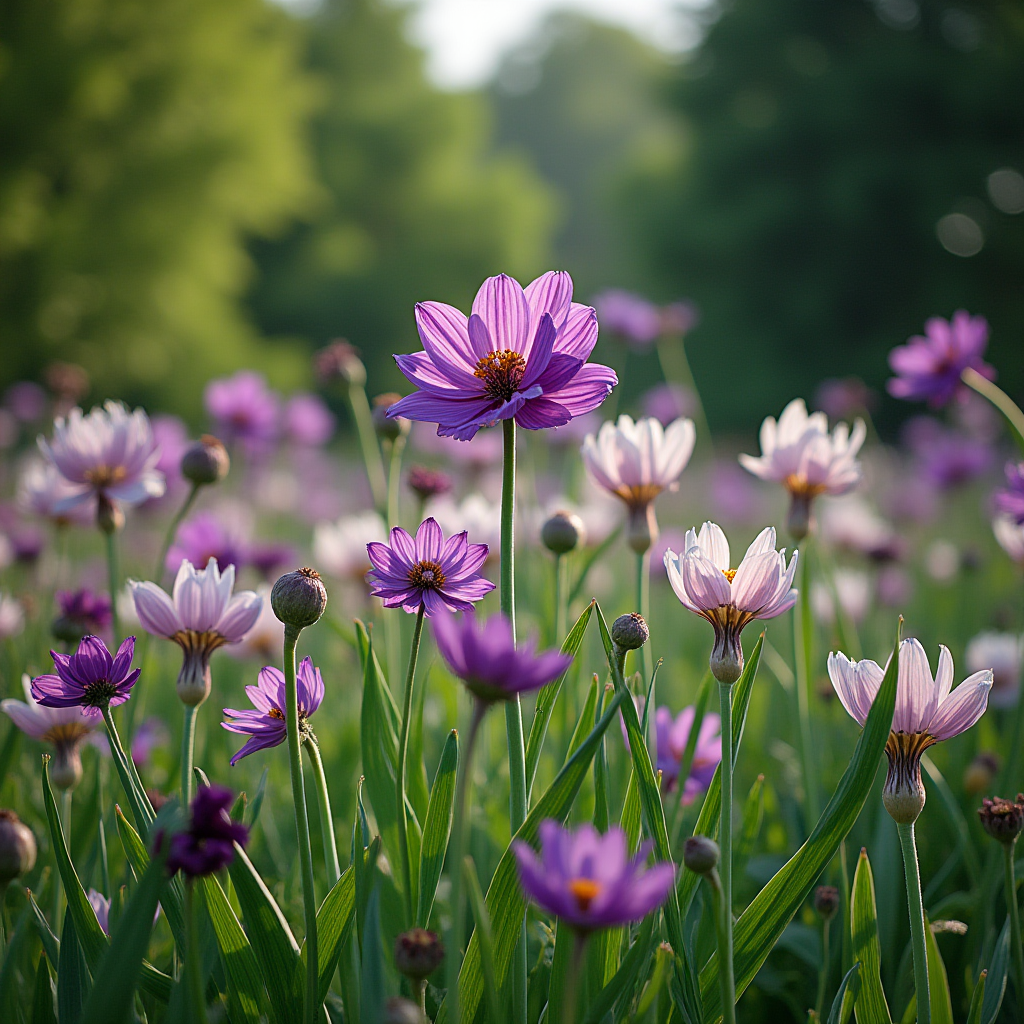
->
[17,459,96,526]
[225,586,285,662]
[664,523,798,683]
[966,632,1022,709]
[313,512,387,579]
[819,496,900,560]
[811,569,871,625]
[0,593,25,639]
[994,515,1024,565]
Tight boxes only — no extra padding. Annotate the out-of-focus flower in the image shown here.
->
[664,523,798,684]
[432,610,571,703]
[653,706,721,804]
[204,371,280,452]
[966,632,1022,709]
[819,497,903,562]
[925,540,960,582]
[876,565,913,607]
[88,889,111,934]
[996,462,1024,525]
[131,559,262,706]
[31,636,140,716]
[222,657,324,765]
[167,511,248,576]
[888,311,995,407]
[428,494,502,554]
[411,421,504,467]
[225,586,283,662]
[662,301,699,335]
[44,362,89,409]
[314,512,387,580]
[541,510,586,555]
[642,383,696,426]
[513,820,675,933]
[165,784,248,878]
[132,717,170,766]
[284,393,335,446]
[582,415,696,554]
[151,414,190,490]
[247,541,295,581]
[0,593,25,639]
[313,339,365,387]
[407,466,453,503]
[740,399,865,539]
[593,289,662,346]
[2,674,102,788]
[813,378,876,421]
[0,811,37,886]
[366,518,494,615]
[994,515,1024,565]
[707,461,768,526]
[963,751,1001,796]
[5,382,47,422]
[903,418,992,489]
[39,402,166,516]
[17,460,96,527]
[52,588,112,644]
[828,639,991,823]
[390,272,616,441]
[811,570,872,625]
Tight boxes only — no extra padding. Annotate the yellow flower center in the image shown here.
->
[568,878,602,912]
[722,568,738,583]
[408,560,446,590]
[83,465,128,488]
[474,349,527,402]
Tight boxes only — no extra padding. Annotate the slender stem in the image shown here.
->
[180,704,198,808]
[898,821,931,1024]
[386,435,407,529]
[102,705,155,834]
[155,482,200,583]
[284,624,318,1024]
[554,553,566,648]
[839,841,852,973]
[447,700,487,1024]
[718,680,736,1023]
[1003,841,1024,1003]
[185,882,210,1024]
[396,605,425,926]
[305,738,341,888]
[705,868,736,1024]
[346,383,388,514]
[656,332,714,458]
[962,367,1024,454]
[105,529,121,646]
[54,790,72,926]
[98,765,111,897]
[815,914,831,1020]
[561,932,588,1024]
[0,883,7,960]
[792,545,819,829]
[636,550,652,688]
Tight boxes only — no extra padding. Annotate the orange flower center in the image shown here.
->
[474,349,527,402]
[83,465,128,488]
[408,560,446,590]
[568,878,602,912]
[722,568,737,583]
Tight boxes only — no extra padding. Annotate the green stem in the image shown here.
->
[962,367,1024,455]
[155,482,200,582]
[386,435,407,529]
[346,383,388,514]
[1003,841,1024,1003]
[718,680,736,1023]
[396,605,426,926]
[0,883,7,961]
[101,705,155,834]
[446,699,487,1024]
[815,914,831,1020]
[839,841,852,973]
[53,790,71,926]
[706,868,736,1024]
[792,544,819,829]
[305,738,341,888]
[105,529,121,646]
[284,624,318,1024]
[180,704,198,808]
[185,882,210,1024]
[636,550,652,688]
[561,931,588,1024]
[898,821,931,1024]
[98,765,111,897]
[656,332,714,458]
[501,418,528,1024]
[554,553,566,648]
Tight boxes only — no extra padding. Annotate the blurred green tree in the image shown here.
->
[246,0,555,395]
[0,0,317,415]
[625,0,1024,432]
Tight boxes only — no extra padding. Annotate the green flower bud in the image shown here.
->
[394,927,444,979]
[611,612,649,652]
[541,511,586,555]
[271,568,328,630]
[181,435,230,486]
[683,835,720,876]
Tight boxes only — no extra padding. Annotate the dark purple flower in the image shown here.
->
[4,382,47,422]
[389,272,617,441]
[654,706,722,804]
[366,517,494,615]
[167,511,247,575]
[593,290,663,347]
[222,657,324,765]
[247,541,295,580]
[513,820,675,933]
[131,717,169,766]
[284,393,335,446]
[165,785,249,877]
[56,589,113,634]
[903,417,993,489]
[204,371,281,451]
[432,611,571,703]
[996,462,1024,525]
[407,466,453,502]
[31,636,141,716]
[888,311,995,407]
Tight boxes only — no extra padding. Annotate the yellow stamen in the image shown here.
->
[722,568,737,583]
[568,878,602,912]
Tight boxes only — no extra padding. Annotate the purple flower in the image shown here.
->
[513,820,675,933]
[17,460,96,527]
[654,706,722,804]
[131,717,170,766]
[903,418,992,489]
[222,657,324,765]
[165,785,249,877]
[31,636,141,716]
[88,889,111,934]
[813,377,876,421]
[407,466,453,502]
[166,512,247,575]
[5,382,47,422]
[887,311,995,407]
[284,393,335,446]
[593,290,663,347]
[366,517,494,615]
[204,371,281,451]
[996,462,1024,525]
[432,611,572,703]
[247,541,295,580]
[151,415,190,480]
[389,272,617,441]
[642,383,696,426]
[55,589,113,634]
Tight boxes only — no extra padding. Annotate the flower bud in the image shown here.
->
[384,997,423,1024]
[541,510,586,555]
[626,503,658,556]
[373,393,410,442]
[710,627,743,686]
[0,809,37,885]
[813,885,840,921]
[180,435,230,486]
[50,743,84,791]
[979,795,1024,845]
[611,612,649,651]
[882,733,926,824]
[963,751,1001,796]
[786,493,813,542]
[314,340,366,388]
[272,568,328,630]
[407,466,452,503]
[683,835,720,876]
[97,494,124,535]
[394,927,444,979]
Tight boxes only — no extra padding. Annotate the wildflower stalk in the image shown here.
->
[346,382,388,514]
[101,706,154,834]
[180,704,198,808]
[385,434,407,529]
[718,679,737,1024]
[501,418,529,1024]
[155,482,200,582]
[283,623,318,1024]
[656,332,713,457]
[446,699,487,1024]
[897,821,931,1024]
[184,882,210,1024]
[636,550,652,689]
[560,931,588,1024]
[105,530,121,645]
[792,543,819,827]
[304,738,340,888]
[961,367,1024,455]
[53,790,72,926]
[815,913,831,1020]
[1002,842,1024,1003]
[396,605,426,926]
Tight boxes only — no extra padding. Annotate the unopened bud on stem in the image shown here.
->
[181,435,230,486]
[541,510,586,555]
[611,612,649,652]
[272,568,328,630]
[0,810,37,885]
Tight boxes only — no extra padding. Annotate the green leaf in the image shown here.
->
[359,883,386,1024]
[580,915,656,1024]
[79,837,168,1024]
[920,755,980,886]
[246,767,269,828]
[200,874,270,1024]
[434,687,628,1024]
[301,866,356,1005]
[26,890,60,969]
[674,672,714,806]
[923,916,954,1024]
[525,600,594,794]
[463,857,504,1024]
[699,626,900,1022]
[33,952,57,1024]
[849,848,891,1024]
[827,963,862,1024]
[565,675,600,764]
[981,916,1009,1024]
[568,525,622,605]
[734,774,765,877]
[0,899,32,1020]
[966,969,987,1024]
[56,912,88,1024]
[417,729,458,928]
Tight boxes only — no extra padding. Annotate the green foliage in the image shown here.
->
[850,848,891,1023]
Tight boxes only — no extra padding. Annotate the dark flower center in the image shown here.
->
[84,465,128,488]
[408,559,446,590]
[568,877,602,912]
[82,679,118,708]
[269,708,284,720]
[474,349,527,402]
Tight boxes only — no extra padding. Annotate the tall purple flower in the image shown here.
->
[165,784,249,878]
[222,657,324,765]
[513,820,674,933]
[432,610,571,703]
[366,517,494,615]
[654,706,722,805]
[888,311,995,407]
[389,272,617,441]
[31,636,141,716]
[996,462,1024,525]
[204,371,281,452]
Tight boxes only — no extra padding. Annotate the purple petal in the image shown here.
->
[542,363,617,416]
[472,274,529,354]
[524,271,573,330]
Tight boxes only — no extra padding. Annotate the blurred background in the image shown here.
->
[1,0,1022,433]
